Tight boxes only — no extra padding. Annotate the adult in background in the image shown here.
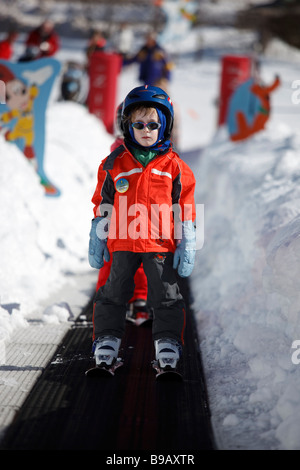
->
[113,23,134,58]
[86,30,107,62]
[123,31,173,86]
[22,20,59,61]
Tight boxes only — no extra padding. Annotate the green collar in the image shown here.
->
[132,147,158,166]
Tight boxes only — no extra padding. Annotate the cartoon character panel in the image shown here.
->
[0,58,61,196]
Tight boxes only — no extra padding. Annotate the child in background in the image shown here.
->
[96,102,150,326]
[89,85,196,372]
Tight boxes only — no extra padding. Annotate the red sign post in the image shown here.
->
[217,55,253,126]
[87,52,122,134]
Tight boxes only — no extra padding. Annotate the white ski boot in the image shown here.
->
[154,338,181,371]
[93,335,121,368]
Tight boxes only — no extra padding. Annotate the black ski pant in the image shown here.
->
[93,251,186,345]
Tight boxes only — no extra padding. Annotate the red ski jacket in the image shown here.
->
[25,29,59,57]
[92,145,196,254]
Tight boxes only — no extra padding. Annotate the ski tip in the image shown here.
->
[85,358,123,378]
[156,370,183,382]
[135,318,152,327]
[85,366,114,377]
[152,361,183,382]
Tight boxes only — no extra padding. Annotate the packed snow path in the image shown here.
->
[0,278,215,452]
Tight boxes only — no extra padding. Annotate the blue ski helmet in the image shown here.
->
[121,85,174,141]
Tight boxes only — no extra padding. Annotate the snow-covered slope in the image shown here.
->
[0,101,113,322]
[1,1,300,449]
[192,123,300,450]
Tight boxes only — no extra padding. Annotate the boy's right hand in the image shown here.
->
[88,217,110,269]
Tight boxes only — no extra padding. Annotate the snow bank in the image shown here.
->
[192,122,300,449]
[0,101,113,335]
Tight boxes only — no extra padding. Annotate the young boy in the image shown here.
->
[89,85,196,372]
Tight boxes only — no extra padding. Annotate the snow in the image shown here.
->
[188,42,300,448]
[1,0,300,451]
[0,101,112,315]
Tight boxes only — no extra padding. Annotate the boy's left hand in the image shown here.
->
[173,221,196,278]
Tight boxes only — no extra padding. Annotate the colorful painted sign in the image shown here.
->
[0,58,61,196]
[227,76,280,142]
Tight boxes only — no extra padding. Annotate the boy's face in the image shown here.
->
[131,108,159,147]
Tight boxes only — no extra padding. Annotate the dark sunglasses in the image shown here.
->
[131,121,161,131]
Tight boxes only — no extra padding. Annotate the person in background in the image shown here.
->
[86,30,106,62]
[113,23,134,58]
[110,102,125,152]
[96,102,151,326]
[23,20,59,59]
[0,30,18,60]
[123,31,173,86]
[154,77,180,150]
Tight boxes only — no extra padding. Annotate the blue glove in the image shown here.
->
[173,220,196,278]
[88,217,110,269]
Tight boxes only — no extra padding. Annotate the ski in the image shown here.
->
[85,358,123,377]
[152,360,183,382]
